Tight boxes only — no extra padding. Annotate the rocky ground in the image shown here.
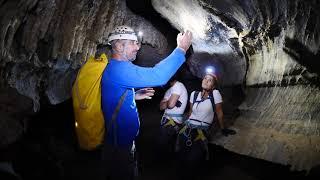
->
[0,98,319,180]
[136,100,318,180]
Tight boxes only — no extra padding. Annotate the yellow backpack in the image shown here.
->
[72,53,108,150]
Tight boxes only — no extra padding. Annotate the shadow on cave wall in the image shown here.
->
[283,37,320,87]
[126,0,179,46]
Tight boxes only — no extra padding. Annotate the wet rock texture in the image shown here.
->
[0,0,167,111]
[152,0,320,171]
[0,0,320,172]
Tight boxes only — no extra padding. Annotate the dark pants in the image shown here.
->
[102,144,136,180]
[71,146,104,180]
[157,118,181,161]
[176,128,208,180]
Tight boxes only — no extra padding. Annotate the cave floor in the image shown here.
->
[134,103,314,180]
[2,100,318,180]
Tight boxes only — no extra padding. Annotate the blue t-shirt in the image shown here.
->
[101,48,186,147]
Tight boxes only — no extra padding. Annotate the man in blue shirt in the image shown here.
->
[101,25,192,180]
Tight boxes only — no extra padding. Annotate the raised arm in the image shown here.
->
[107,31,192,88]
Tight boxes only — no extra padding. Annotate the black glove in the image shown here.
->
[175,100,182,107]
[221,128,236,136]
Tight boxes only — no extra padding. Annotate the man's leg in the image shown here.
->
[102,144,134,180]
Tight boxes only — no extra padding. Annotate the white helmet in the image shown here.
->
[205,66,218,81]
[107,25,138,44]
[206,72,218,81]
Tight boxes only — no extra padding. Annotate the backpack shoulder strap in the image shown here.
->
[193,90,215,112]
[108,89,129,146]
[193,91,200,104]
[209,90,215,112]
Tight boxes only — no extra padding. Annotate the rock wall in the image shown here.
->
[152,0,320,171]
[0,0,167,147]
[0,0,167,111]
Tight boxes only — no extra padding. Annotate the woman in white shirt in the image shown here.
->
[176,72,229,179]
